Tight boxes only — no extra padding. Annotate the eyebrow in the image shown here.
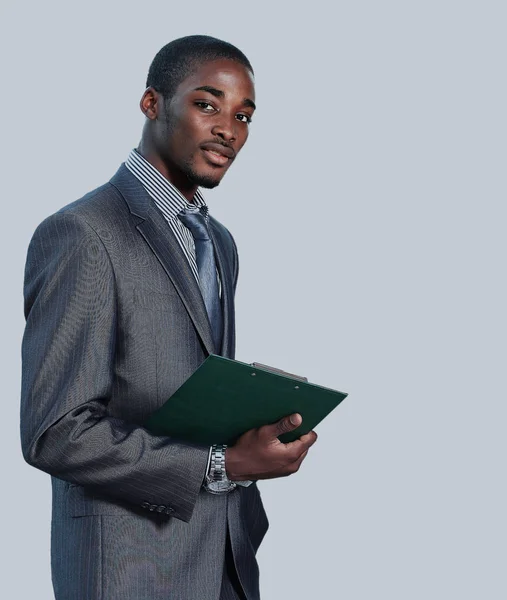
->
[193,85,256,111]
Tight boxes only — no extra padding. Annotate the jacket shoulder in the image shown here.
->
[57,181,125,222]
[30,181,128,242]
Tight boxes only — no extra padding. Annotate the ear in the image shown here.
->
[139,87,160,120]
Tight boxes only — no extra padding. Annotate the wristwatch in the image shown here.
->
[204,444,237,495]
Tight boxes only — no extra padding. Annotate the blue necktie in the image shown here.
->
[178,209,223,352]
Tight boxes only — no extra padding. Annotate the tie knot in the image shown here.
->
[178,209,210,241]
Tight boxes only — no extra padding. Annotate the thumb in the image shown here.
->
[259,413,303,441]
[276,413,302,435]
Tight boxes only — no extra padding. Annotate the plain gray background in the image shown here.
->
[1,1,505,598]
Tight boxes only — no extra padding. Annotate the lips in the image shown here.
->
[200,142,235,167]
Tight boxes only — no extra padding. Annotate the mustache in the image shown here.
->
[201,139,236,159]
[205,139,234,150]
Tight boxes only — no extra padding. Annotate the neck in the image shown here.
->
[136,139,198,202]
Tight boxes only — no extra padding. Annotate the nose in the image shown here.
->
[211,116,237,143]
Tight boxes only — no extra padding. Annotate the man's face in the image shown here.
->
[152,59,256,191]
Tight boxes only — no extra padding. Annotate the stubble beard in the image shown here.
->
[164,116,223,190]
[182,154,223,190]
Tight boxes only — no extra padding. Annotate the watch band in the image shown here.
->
[204,444,236,494]
[204,445,252,487]
[208,443,227,481]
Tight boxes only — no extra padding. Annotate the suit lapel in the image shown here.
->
[110,164,216,355]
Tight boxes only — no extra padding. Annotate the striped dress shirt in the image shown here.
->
[125,148,211,285]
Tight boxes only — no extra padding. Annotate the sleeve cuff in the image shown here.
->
[203,445,213,483]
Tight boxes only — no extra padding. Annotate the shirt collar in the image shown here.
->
[125,148,207,220]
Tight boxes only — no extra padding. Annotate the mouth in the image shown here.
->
[200,142,235,168]
[201,148,230,167]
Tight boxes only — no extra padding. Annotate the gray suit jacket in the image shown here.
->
[20,164,269,600]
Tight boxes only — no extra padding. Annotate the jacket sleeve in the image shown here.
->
[20,212,209,523]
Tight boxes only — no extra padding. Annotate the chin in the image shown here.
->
[187,169,224,189]
[183,157,228,190]
[194,175,222,190]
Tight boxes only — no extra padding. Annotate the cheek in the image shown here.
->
[236,129,249,152]
[165,125,197,163]
[178,120,207,155]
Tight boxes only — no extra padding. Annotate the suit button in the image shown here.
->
[156,505,166,513]
[149,504,157,512]
[141,502,150,509]
[165,507,174,515]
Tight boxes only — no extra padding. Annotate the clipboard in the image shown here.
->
[145,354,348,445]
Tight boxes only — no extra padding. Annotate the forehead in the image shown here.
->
[176,58,255,102]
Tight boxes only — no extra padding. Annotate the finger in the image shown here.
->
[295,448,309,463]
[286,448,309,474]
[280,437,312,462]
[299,430,318,447]
[281,429,316,454]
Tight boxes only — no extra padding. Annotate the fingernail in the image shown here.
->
[290,414,300,425]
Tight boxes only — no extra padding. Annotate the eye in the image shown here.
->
[236,113,252,124]
[195,101,216,112]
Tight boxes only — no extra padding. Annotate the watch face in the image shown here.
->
[208,480,235,494]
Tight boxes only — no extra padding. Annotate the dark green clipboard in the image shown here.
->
[145,355,348,445]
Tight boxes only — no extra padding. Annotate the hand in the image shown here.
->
[225,413,318,481]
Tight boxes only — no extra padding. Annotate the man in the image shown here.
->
[20,35,317,600]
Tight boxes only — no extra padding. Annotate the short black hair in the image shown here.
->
[146,35,254,101]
